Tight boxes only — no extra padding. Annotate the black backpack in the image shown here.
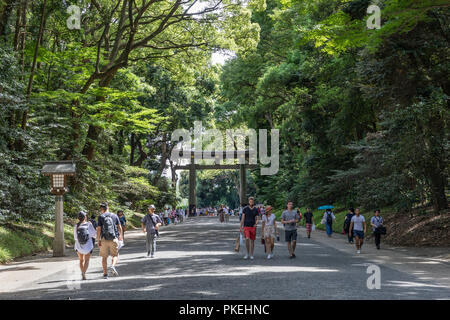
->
[101,214,117,240]
[326,212,333,225]
[343,214,352,230]
[77,222,90,245]
[90,218,98,229]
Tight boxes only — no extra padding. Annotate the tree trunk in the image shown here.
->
[0,0,16,42]
[130,133,136,166]
[13,0,26,151]
[19,0,46,138]
[18,0,27,78]
[132,138,148,167]
[13,1,21,50]
[81,124,102,161]
[117,130,125,155]
[428,168,448,213]
[169,160,177,188]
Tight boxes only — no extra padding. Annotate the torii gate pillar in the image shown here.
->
[239,164,247,206]
[188,162,196,216]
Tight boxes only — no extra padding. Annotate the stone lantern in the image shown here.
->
[41,161,76,257]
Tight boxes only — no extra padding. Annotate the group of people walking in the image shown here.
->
[73,198,385,280]
[74,203,123,280]
[238,197,386,260]
[73,202,167,280]
[239,198,302,260]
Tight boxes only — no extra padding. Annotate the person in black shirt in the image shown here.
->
[304,208,314,239]
[239,197,259,260]
[89,214,98,247]
[343,208,355,243]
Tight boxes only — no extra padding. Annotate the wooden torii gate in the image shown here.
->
[173,150,257,215]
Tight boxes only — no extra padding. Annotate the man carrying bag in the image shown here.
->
[370,209,386,250]
[141,205,162,258]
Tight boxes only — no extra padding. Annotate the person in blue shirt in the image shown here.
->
[117,210,127,240]
[370,209,384,250]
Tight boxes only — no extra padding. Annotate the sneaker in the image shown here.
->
[250,256,254,260]
[103,274,108,279]
[82,273,86,281]
[147,251,150,257]
[244,254,248,260]
[267,254,271,259]
[357,250,361,254]
[292,253,296,258]
[150,254,155,258]
[289,255,294,259]
[376,245,380,250]
[109,266,119,277]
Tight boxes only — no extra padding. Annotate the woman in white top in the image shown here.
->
[74,211,97,280]
[261,206,279,259]
[321,208,336,237]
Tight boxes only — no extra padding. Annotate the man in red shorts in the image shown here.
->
[239,196,259,260]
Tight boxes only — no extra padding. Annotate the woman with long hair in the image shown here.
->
[74,211,97,280]
[261,206,278,259]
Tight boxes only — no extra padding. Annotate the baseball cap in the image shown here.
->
[78,211,87,219]
[148,205,156,210]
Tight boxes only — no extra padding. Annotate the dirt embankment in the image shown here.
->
[369,208,450,247]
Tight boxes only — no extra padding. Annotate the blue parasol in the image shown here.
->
[318,205,334,210]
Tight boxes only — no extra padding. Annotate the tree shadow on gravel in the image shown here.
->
[1,218,449,300]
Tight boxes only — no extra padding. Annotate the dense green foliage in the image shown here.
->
[0,0,262,221]
[0,0,448,228]
[217,0,449,212]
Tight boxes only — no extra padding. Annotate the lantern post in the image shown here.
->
[41,161,76,257]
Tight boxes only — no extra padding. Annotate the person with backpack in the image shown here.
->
[141,205,162,258]
[97,202,123,279]
[117,210,127,240]
[370,209,384,250]
[303,208,314,239]
[89,213,98,247]
[322,208,336,237]
[343,208,355,244]
[281,201,300,259]
[74,211,97,280]
[218,204,225,223]
[349,208,366,254]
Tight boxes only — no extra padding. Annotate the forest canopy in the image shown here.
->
[0,0,448,222]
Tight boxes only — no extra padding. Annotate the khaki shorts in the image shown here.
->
[99,238,119,258]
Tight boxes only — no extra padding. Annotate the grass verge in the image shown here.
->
[0,220,75,264]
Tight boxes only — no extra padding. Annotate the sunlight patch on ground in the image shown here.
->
[134,284,164,292]
[385,280,449,289]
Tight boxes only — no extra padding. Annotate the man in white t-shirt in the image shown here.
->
[349,208,366,254]
[224,206,230,223]
[163,209,169,225]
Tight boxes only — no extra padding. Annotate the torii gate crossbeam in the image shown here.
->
[173,150,256,215]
